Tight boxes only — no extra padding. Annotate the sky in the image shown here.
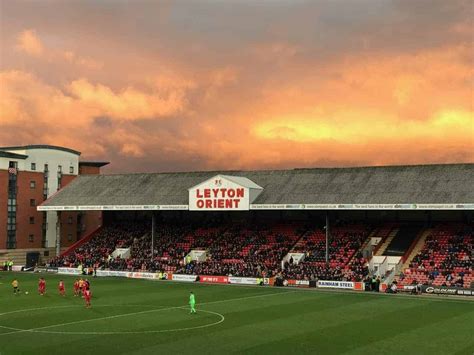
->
[0,0,472,173]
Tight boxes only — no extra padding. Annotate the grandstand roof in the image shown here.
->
[39,163,474,211]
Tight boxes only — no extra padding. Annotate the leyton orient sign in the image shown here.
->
[188,175,263,211]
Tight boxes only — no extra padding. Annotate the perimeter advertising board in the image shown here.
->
[421,285,473,296]
[317,280,355,289]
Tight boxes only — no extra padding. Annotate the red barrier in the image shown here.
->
[60,226,102,257]
[199,275,229,284]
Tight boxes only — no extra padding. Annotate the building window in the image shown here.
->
[30,180,36,189]
[30,199,36,207]
[58,165,62,172]
[7,230,16,249]
[68,216,73,224]
[67,234,73,241]
[31,162,36,171]
[29,216,35,224]
[69,166,74,174]
[44,164,49,172]
[29,234,34,243]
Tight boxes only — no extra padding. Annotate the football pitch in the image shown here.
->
[0,272,473,355]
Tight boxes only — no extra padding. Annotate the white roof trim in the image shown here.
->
[187,174,263,190]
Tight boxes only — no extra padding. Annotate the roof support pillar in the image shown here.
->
[325,211,329,266]
[151,212,155,260]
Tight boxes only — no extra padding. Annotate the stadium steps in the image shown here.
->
[0,247,57,266]
[347,234,372,264]
[289,231,310,252]
[365,229,378,240]
[400,229,432,271]
[374,229,398,256]
[383,225,423,256]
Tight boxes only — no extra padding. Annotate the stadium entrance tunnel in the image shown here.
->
[0,305,224,335]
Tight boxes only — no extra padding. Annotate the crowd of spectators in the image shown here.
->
[48,220,372,281]
[174,223,301,277]
[281,224,370,281]
[49,223,148,269]
[398,225,473,288]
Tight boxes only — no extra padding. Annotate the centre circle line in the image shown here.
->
[0,305,224,336]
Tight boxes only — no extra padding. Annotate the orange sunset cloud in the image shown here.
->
[0,1,472,172]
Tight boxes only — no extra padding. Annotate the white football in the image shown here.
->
[25,291,29,295]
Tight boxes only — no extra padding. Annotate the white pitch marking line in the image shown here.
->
[0,306,183,335]
[0,308,225,336]
[0,290,296,336]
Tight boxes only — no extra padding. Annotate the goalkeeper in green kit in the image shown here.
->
[189,291,196,314]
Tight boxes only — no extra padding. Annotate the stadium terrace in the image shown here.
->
[1,146,473,297]
[29,160,473,293]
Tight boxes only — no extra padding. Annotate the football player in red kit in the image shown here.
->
[84,279,90,293]
[58,280,65,296]
[73,279,80,296]
[38,277,46,295]
[84,287,92,308]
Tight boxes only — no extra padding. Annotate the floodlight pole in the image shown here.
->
[151,212,155,260]
[325,212,329,266]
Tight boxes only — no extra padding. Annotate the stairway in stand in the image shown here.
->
[400,229,432,271]
[374,228,398,256]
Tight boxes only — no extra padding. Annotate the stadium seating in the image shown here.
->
[174,223,302,277]
[49,223,149,270]
[48,221,370,280]
[51,221,305,277]
[49,220,471,288]
[398,224,473,288]
[282,224,370,281]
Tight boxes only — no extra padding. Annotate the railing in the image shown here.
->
[372,234,388,255]
[383,258,404,285]
[59,226,102,257]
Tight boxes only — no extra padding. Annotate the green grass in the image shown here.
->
[0,271,473,355]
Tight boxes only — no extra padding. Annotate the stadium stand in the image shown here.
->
[38,163,473,290]
[384,225,422,256]
[283,224,370,281]
[174,222,303,277]
[398,224,473,288]
[49,220,373,281]
[49,223,149,270]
